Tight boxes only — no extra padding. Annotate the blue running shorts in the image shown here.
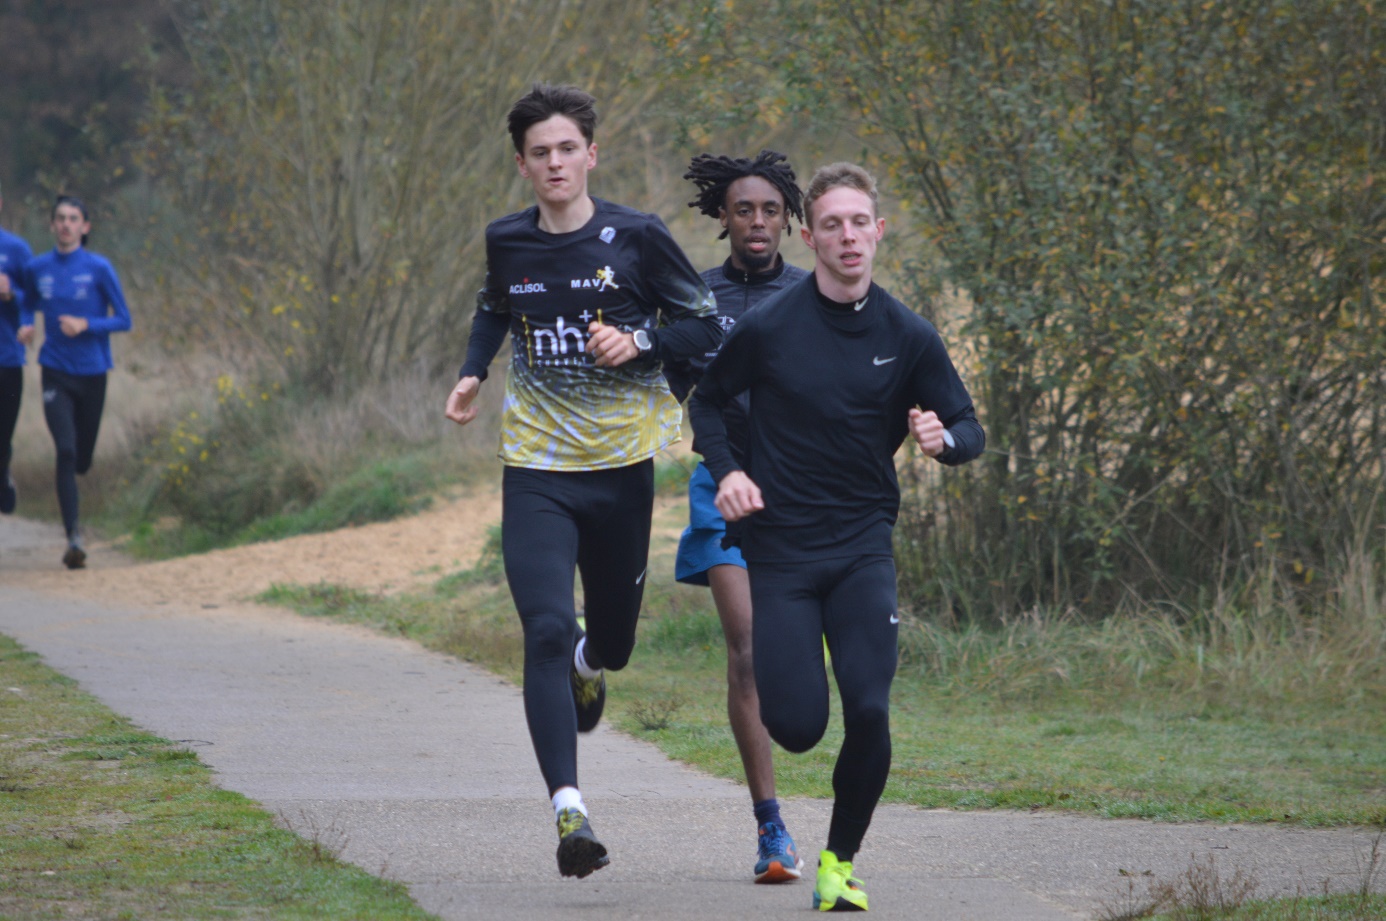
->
[675,461,746,586]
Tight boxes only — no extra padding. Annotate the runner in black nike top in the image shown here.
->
[689,163,984,912]
[677,150,808,883]
[444,84,719,880]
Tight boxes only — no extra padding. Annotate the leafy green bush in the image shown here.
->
[658,0,1385,620]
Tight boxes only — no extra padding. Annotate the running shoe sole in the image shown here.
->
[63,545,86,570]
[812,892,868,911]
[557,831,610,879]
[756,857,804,883]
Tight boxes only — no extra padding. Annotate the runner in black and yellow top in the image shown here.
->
[444,83,719,880]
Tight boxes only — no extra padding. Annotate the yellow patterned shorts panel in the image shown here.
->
[497,362,683,471]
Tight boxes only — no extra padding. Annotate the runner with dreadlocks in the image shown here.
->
[677,149,809,883]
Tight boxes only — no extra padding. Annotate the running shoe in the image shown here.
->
[571,618,605,733]
[813,850,868,912]
[754,822,803,883]
[62,539,86,571]
[555,807,609,878]
[0,471,15,514]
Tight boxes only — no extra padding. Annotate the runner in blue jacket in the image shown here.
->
[20,196,132,568]
[0,182,35,514]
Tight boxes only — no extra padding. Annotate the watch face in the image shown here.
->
[634,329,651,351]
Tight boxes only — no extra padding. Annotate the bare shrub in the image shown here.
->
[1097,854,1256,921]
[629,691,684,732]
[276,808,350,865]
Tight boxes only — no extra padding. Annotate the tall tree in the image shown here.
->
[141,0,675,394]
[0,0,187,209]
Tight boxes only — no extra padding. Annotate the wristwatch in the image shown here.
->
[632,328,653,355]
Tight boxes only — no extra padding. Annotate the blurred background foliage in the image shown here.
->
[658,0,1384,625]
[2,0,1381,630]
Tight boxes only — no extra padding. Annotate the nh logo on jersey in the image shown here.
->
[510,278,548,295]
[532,316,588,358]
[599,226,616,244]
[571,266,620,292]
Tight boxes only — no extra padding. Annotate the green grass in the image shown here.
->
[254,508,1386,830]
[117,450,450,560]
[0,635,438,920]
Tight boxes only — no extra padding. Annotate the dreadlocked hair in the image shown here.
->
[683,149,804,239]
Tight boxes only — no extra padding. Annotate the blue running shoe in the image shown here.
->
[754,822,803,883]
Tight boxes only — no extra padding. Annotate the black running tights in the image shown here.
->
[41,367,107,537]
[0,366,20,477]
[501,461,654,795]
[748,555,899,861]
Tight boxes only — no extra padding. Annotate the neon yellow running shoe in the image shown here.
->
[572,616,605,732]
[813,850,868,911]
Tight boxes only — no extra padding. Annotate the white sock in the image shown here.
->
[552,786,586,818]
[573,637,602,679]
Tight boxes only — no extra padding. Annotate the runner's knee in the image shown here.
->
[762,706,827,754]
[521,610,576,668]
[842,696,890,742]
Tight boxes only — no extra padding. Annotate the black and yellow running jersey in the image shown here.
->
[461,199,719,471]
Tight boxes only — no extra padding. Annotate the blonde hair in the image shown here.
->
[803,162,878,228]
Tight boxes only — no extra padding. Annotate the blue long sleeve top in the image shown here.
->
[21,247,132,375]
[0,227,34,369]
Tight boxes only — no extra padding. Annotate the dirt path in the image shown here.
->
[0,483,504,604]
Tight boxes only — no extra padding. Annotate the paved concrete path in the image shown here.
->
[1,516,1378,920]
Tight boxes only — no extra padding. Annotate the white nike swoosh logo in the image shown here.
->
[854,299,868,312]
[635,568,647,585]
[889,612,900,624]
[873,356,897,366]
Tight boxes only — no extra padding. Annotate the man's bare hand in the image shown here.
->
[58,315,89,337]
[909,408,947,457]
[445,376,482,426]
[715,470,764,522]
[16,324,33,346]
[586,322,637,368]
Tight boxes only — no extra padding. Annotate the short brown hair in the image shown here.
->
[803,162,878,228]
[507,83,598,154]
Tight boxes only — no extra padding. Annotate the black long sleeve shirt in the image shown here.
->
[689,274,984,562]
